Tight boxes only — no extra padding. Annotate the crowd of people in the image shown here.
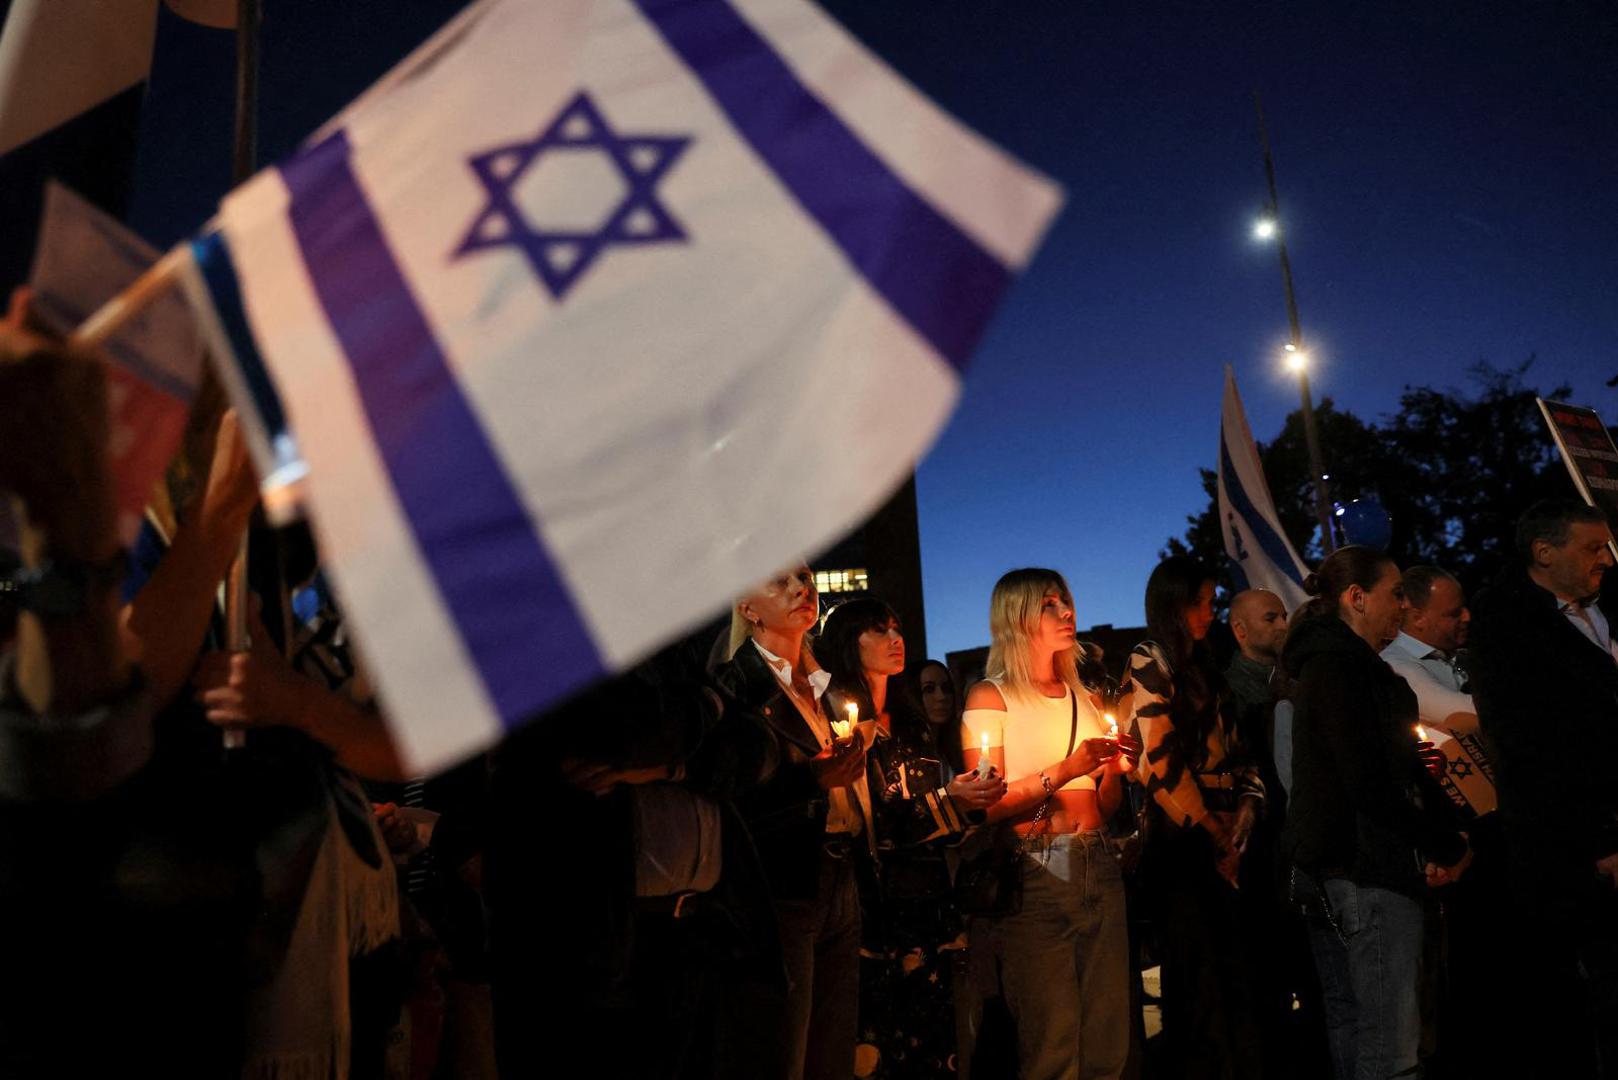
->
[4,289,1618,1080]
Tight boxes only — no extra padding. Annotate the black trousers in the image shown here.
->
[1144,829,1265,1080]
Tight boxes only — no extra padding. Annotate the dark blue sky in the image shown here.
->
[813,1,1618,656]
[48,0,1618,658]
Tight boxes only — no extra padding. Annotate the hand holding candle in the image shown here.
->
[1414,723,1445,780]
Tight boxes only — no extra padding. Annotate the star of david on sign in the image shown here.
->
[454,92,691,299]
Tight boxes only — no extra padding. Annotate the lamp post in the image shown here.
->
[1253,92,1335,554]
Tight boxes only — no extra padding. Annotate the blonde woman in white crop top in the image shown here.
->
[960,568,1142,1080]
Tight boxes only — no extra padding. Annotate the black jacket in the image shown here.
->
[1469,567,1618,907]
[1281,616,1465,896]
[703,641,832,902]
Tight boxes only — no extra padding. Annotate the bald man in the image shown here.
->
[1225,590,1291,798]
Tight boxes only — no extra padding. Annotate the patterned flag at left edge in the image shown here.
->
[175,0,1065,774]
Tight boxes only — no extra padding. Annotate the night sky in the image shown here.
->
[15,1,1617,659]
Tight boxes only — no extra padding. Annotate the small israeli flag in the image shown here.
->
[178,0,1063,772]
[1217,366,1310,613]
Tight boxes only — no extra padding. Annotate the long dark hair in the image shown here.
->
[894,658,964,772]
[1143,555,1222,758]
[815,598,924,739]
[1298,545,1398,625]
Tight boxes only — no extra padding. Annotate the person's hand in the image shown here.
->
[560,759,670,795]
[810,735,867,790]
[948,769,1008,809]
[1231,798,1260,855]
[191,614,305,730]
[1425,841,1473,888]
[373,802,419,857]
[1595,852,1618,890]
[1204,814,1242,889]
[1065,736,1120,778]
[1111,732,1143,775]
[196,407,258,536]
[1416,740,1447,780]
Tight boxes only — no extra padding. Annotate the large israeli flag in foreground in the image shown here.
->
[179,0,1063,771]
[1218,367,1310,613]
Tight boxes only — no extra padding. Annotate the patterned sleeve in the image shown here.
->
[1124,642,1212,829]
[870,736,969,847]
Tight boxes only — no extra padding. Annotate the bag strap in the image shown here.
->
[1067,688,1079,758]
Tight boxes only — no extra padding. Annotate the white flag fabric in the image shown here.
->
[179,0,1063,772]
[28,183,204,545]
[1217,366,1310,613]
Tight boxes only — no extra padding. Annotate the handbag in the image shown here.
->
[953,689,1079,917]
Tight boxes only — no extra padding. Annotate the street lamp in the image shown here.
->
[1253,92,1335,553]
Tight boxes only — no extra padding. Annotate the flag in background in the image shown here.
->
[0,0,237,296]
[179,0,1063,772]
[1218,366,1310,612]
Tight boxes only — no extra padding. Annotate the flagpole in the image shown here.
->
[1254,92,1335,555]
[218,0,264,750]
[68,245,190,348]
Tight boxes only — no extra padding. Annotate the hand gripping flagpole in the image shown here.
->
[71,0,265,751]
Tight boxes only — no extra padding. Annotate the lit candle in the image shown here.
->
[978,731,992,774]
[1415,724,1428,742]
[1105,712,1119,738]
[831,701,858,740]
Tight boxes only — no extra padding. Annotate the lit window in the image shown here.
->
[814,568,869,594]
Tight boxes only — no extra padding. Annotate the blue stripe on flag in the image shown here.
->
[277,132,605,728]
[634,0,1012,373]
[1219,436,1306,587]
[193,230,291,438]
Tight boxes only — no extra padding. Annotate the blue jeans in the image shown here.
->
[1306,880,1423,1080]
[979,832,1130,1080]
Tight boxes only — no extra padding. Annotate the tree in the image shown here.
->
[1169,360,1581,599]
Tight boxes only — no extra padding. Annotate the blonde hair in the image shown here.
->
[984,568,1083,704]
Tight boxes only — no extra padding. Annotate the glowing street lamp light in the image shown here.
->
[1254,92,1335,553]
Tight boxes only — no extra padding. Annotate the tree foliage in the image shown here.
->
[1168,360,1581,598]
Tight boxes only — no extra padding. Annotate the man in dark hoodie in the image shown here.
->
[1280,546,1470,1080]
[1468,498,1618,1077]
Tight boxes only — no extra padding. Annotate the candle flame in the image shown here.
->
[1105,712,1119,737]
[844,701,859,724]
[981,731,990,751]
[1415,724,1428,742]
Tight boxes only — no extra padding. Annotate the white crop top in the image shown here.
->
[962,677,1109,792]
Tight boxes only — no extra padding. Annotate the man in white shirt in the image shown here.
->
[1381,567,1495,818]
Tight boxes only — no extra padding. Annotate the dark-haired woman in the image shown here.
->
[817,600,1004,1079]
[901,659,966,778]
[1281,546,1471,1080]
[1123,556,1265,1080]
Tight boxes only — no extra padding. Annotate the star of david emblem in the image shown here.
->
[1449,758,1473,779]
[454,92,691,299]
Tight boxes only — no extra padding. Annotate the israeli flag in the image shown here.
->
[178,0,1063,772]
[1217,367,1310,613]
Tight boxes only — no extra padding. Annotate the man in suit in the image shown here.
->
[1469,497,1618,1077]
